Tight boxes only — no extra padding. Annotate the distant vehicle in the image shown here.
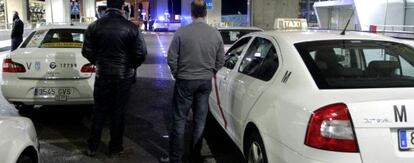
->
[152,19,181,32]
[0,115,39,163]
[1,25,95,112]
[210,30,414,163]
[217,27,263,52]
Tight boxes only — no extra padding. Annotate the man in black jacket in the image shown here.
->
[11,11,24,51]
[82,0,147,157]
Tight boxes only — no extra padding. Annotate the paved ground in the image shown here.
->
[0,33,246,163]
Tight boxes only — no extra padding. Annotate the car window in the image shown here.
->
[239,37,279,81]
[21,29,85,48]
[19,31,36,48]
[295,40,414,89]
[224,37,251,69]
[21,30,48,48]
[220,29,261,45]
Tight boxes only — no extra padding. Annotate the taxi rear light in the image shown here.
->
[81,63,96,73]
[305,103,359,152]
[2,58,26,73]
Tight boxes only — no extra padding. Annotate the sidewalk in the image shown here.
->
[0,39,11,52]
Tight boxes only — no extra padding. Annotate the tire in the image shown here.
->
[246,131,268,163]
[16,154,34,163]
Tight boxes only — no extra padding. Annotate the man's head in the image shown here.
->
[12,11,19,21]
[107,0,125,9]
[191,0,207,19]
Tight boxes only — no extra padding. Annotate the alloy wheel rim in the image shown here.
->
[248,142,264,163]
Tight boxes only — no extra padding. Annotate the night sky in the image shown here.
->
[222,0,248,15]
[169,0,248,15]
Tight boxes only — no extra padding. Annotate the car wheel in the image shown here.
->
[16,154,34,163]
[247,132,268,163]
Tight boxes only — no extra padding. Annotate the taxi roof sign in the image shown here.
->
[274,18,308,31]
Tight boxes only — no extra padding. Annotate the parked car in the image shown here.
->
[0,114,39,163]
[1,25,95,111]
[209,30,414,163]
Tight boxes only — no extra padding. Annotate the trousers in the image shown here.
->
[169,79,212,163]
[88,77,133,152]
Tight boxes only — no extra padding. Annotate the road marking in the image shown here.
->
[156,34,167,57]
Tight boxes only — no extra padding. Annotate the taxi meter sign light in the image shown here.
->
[274,18,308,30]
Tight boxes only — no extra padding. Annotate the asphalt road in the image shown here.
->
[0,33,246,163]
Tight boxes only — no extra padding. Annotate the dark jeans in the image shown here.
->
[11,37,22,51]
[88,77,133,152]
[169,79,212,163]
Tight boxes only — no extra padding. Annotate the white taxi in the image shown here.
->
[0,109,39,163]
[209,30,414,163]
[217,27,263,52]
[1,25,95,111]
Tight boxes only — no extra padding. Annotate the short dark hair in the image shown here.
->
[191,0,207,18]
[107,0,125,9]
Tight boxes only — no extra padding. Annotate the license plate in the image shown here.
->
[34,88,72,97]
[398,129,414,151]
[55,95,68,101]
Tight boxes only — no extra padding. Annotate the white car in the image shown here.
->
[153,19,169,32]
[217,27,263,52]
[1,25,95,110]
[209,30,414,163]
[0,114,39,163]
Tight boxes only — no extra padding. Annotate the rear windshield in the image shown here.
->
[21,29,85,48]
[220,29,261,45]
[295,40,414,89]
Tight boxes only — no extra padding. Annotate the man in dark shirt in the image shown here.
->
[82,0,147,157]
[11,11,24,51]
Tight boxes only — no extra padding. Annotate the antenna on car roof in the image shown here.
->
[340,8,355,35]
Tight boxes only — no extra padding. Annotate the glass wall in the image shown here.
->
[0,0,6,29]
[28,0,46,24]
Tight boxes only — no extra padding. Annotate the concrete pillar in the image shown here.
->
[252,0,300,30]
[82,0,96,18]
[206,0,221,27]
[6,0,28,24]
[45,0,71,23]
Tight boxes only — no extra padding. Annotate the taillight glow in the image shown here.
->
[305,103,359,152]
[81,63,96,73]
[2,58,26,73]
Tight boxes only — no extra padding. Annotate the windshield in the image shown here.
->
[21,29,85,48]
[295,40,414,89]
[220,29,261,45]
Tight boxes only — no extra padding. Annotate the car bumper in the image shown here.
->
[261,133,362,163]
[1,77,94,105]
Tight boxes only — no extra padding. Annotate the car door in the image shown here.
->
[227,36,281,143]
[210,36,253,132]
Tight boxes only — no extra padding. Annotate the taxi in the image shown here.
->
[0,108,39,163]
[209,20,414,163]
[1,25,95,111]
[217,26,263,52]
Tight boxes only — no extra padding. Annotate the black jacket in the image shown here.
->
[82,9,147,79]
[11,18,24,39]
